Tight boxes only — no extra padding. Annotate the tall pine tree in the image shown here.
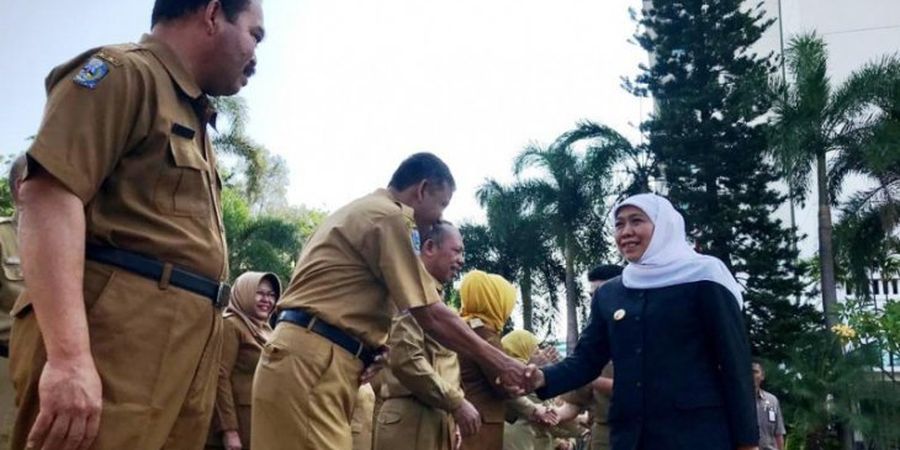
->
[626,0,820,362]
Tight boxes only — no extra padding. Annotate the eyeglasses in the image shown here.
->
[255,290,278,299]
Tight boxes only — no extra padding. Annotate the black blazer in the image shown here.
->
[536,278,758,450]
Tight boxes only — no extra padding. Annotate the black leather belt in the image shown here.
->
[277,309,376,366]
[85,244,230,308]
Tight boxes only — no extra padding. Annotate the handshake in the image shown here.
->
[492,359,546,397]
[492,344,559,396]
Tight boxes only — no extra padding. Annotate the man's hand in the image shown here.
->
[452,399,481,437]
[453,425,461,450]
[27,357,102,450]
[222,430,242,450]
[359,346,389,384]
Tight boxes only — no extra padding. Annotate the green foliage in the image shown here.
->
[513,120,631,348]
[211,96,267,202]
[629,0,811,362]
[763,331,900,449]
[0,155,14,217]
[222,187,325,284]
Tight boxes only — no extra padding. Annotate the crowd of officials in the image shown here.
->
[0,0,788,449]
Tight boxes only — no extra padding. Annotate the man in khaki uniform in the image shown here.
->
[374,222,481,450]
[0,156,27,449]
[252,154,531,450]
[11,1,264,449]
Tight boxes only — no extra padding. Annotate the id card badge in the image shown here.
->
[768,408,777,423]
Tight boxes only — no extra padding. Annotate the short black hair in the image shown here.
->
[388,153,455,192]
[423,220,456,249]
[151,0,252,27]
[587,264,623,282]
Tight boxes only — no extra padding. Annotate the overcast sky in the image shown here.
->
[2,1,898,334]
[0,0,648,227]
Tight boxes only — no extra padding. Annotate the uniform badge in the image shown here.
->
[613,309,626,321]
[410,228,421,255]
[73,57,110,89]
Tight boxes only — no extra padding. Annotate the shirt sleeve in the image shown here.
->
[27,50,150,203]
[537,292,610,399]
[213,319,242,432]
[699,282,759,447]
[370,213,441,311]
[388,314,465,412]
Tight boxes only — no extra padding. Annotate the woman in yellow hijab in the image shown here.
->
[207,272,281,450]
[457,270,517,450]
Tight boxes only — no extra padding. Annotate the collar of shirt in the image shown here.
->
[374,188,416,221]
[138,34,218,128]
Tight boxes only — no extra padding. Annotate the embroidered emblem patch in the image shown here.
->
[410,228,421,255]
[73,57,109,89]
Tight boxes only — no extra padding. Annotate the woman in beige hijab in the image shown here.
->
[207,272,281,450]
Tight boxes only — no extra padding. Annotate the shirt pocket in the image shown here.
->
[154,136,211,217]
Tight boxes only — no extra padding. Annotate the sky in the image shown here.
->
[2,1,898,334]
[0,0,648,226]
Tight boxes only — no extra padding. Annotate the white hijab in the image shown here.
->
[613,193,743,304]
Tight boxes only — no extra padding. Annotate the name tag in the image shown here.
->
[768,408,776,423]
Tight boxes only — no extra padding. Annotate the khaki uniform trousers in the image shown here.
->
[589,422,610,450]
[0,357,14,450]
[374,397,455,450]
[9,262,222,450]
[252,322,363,450]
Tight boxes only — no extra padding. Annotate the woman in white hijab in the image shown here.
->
[528,193,759,450]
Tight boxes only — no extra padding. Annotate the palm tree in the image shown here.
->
[770,33,900,328]
[210,96,266,202]
[476,180,556,331]
[514,120,633,350]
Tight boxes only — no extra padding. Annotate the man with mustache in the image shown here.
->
[10,1,264,449]
[373,221,480,450]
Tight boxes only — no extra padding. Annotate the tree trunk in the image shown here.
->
[564,237,579,352]
[816,151,838,328]
[521,268,534,332]
[816,151,853,450]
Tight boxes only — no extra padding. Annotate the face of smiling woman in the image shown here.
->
[614,205,655,263]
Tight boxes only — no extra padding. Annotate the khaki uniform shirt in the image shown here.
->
[0,218,23,347]
[23,34,226,282]
[209,316,260,445]
[379,312,465,410]
[458,320,507,424]
[755,389,785,450]
[562,363,613,450]
[277,189,440,347]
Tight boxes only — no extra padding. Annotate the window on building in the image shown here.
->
[846,285,852,296]
[884,280,890,295]
[893,279,898,295]
[873,279,880,295]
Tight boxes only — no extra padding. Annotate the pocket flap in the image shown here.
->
[169,136,207,171]
[377,409,401,425]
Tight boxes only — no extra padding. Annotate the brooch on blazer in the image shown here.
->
[613,309,626,321]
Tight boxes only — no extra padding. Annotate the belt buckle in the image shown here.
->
[215,283,231,308]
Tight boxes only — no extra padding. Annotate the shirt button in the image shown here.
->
[635,316,641,322]
[636,381,642,388]
[636,347,643,355]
